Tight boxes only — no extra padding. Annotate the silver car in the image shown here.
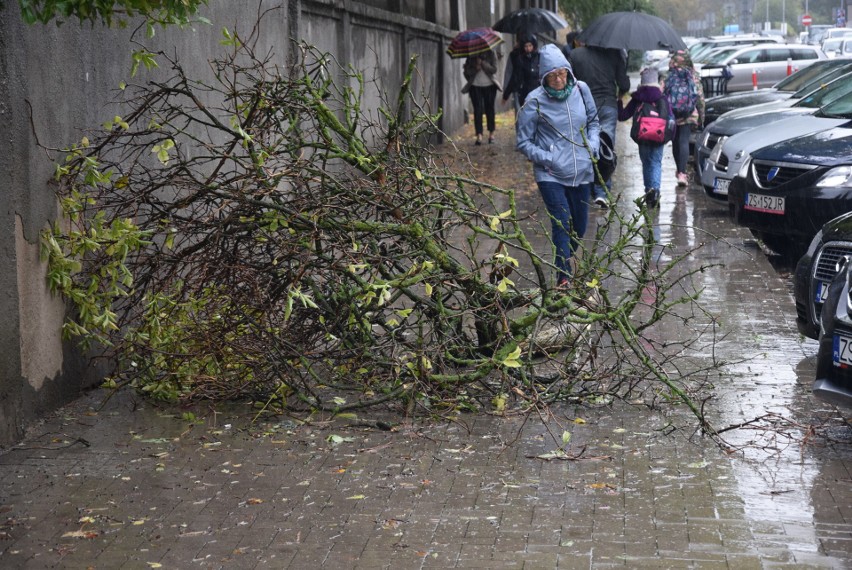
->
[699,43,827,92]
[698,73,852,200]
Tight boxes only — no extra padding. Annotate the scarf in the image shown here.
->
[544,81,573,101]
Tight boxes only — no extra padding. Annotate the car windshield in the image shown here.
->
[815,88,852,118]
[791,65,852,98]
[689,43,718,61]
[703,47,741,64]
[823,39,843,51]
[776,59,852,93]
[692,42,742,62]
[795,73,852,108]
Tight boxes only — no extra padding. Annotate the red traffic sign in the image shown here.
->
[802,14,813,26]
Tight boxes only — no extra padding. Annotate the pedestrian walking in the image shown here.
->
[516,44,600,287]
[568,40,630,209]
[462,49,501,145]
[662,50,703,186]
[618,67,674,208]
[560,31,579,59]
[502,35,540,115]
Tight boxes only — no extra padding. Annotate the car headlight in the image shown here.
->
[708,136,727,164]
[738,155,752,179]
[700,130,712,148]
[816,165,852,188]
[804,228,824,258]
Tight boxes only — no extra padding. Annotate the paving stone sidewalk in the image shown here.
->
[1,112,851,569]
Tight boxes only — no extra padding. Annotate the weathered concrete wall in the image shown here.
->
[0,0,469,446]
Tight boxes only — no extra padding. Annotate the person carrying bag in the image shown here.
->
[618,67,673,208]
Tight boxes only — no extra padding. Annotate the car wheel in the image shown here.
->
[749,230,807,260]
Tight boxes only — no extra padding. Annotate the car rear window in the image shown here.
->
[766,49,791,62]
[790,48,820,60]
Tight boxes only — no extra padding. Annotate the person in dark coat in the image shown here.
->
[568,41,630,209]
[502,35,540,114]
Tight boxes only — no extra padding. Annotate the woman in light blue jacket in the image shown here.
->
[516,44,600,287]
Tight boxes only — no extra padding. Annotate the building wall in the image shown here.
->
[0,0,476,446]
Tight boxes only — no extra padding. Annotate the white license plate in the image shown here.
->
[714,177,730,195]
[744,193,785,214]
[833,333,852,367]
[815,281,829,305]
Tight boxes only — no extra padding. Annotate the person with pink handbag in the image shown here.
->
[617,67,673,208]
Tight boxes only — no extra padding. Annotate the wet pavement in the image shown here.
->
[2,108,852,569]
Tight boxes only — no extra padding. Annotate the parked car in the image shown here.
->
[688,34,784,62]
[697,74,852,200]
[643,49,669,67]
[656,34,785,77]
[793,210,852,340]
[797,233,852,408]
[822,27,852,41]
[821,37,852,58]
[805,25,835,45]
[699,43,827,92]
[727,118,852,258]
[703,58,852,126]
[813,260,852,408]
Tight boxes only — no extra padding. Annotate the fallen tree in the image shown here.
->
[41,16,724,437]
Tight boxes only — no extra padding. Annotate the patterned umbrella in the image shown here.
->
[446,27,504,59]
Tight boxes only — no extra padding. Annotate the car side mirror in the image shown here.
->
[730,58,740,65]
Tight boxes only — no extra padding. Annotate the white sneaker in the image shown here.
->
[594,196,609,209]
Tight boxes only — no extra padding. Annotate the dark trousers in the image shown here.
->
[469,85,497,136]
[672,123,691,173]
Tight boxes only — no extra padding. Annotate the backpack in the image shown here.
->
[664,67,698,119]
[630,98,671,145]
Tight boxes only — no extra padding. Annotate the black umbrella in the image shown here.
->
[578,12,686,52]
[493,8,568,35]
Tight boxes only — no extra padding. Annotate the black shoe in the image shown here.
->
[643,188,660,208]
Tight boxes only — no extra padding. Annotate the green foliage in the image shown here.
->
[561,0,656,30]
[42,17,720,436]
[14,0,208,26]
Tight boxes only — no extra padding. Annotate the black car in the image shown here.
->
[703,58,852,127]
[727,120,852,258]
[813,254,852,408]
[794,211,852,340]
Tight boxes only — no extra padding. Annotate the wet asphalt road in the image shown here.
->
[0,112,851,569]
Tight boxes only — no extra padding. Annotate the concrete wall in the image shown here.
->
[0,0,482,446]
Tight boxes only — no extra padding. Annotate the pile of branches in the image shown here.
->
[41,17,722,432]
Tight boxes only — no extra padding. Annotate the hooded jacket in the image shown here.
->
[516,44,601,187]
[617,84,672,123]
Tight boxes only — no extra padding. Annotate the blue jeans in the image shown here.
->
[537,181,591,282]
[638,142,664,191]
[592,105,618,201]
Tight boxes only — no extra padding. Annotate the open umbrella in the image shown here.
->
[578,12,686,52]
[446,27,504,59]
[493,8,568,35]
